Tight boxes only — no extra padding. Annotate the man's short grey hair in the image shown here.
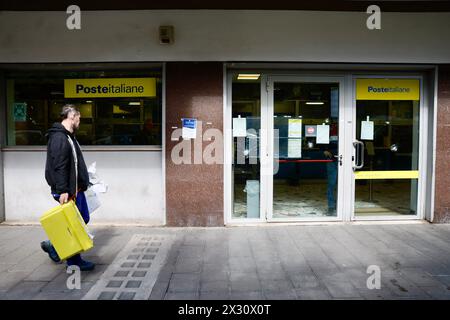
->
[60,104,80,120]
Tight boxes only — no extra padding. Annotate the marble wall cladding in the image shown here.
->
[165,63,224,226]
[435,65,450,223]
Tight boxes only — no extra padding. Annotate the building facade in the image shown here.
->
[0,3,449,226]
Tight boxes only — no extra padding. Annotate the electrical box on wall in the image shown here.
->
[159,26,174,44]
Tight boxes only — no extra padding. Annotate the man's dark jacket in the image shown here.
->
[45,123,89,197]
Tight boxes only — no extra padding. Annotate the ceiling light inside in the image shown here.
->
[237,74,260,80]
[306,102,324,105]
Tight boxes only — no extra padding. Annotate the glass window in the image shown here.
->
[232,75,261,219]
[5,68,162,146]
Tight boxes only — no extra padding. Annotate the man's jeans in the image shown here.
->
[48,192,89,266]
[326,161,338,211]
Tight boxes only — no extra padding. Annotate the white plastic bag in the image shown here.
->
[86,162,107,214]
[85,187,101,214]
[88,162,100,184]
[88,162,108,193]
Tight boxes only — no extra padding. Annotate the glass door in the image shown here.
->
[352,77,422,219]
[227,72,425,223]
[266,76,345,221]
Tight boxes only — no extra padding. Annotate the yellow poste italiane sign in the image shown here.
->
[356,79,420,101]
[64,78,156,98]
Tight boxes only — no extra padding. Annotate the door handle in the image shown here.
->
[353,140,365,171]
[334,154,343,166]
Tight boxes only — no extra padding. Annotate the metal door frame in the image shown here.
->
[350,74,426,221]
[265,74,348,222]
[224,67,431,225]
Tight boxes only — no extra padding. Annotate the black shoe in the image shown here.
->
[67,259,95,272]
[40,241,61,263]
[79,260,95,271]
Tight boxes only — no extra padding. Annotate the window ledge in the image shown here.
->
[1,145,163,152]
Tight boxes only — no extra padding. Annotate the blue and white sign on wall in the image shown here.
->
[13,102,27,122]
[182,118,197,139]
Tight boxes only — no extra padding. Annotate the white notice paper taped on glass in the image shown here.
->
[288,119,302,138]
[361,120,374,140]
[288,139,302,158]
[233,117,247,137]
[316,124,330,144]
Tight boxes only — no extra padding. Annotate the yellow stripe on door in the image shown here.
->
[354,170,419,180]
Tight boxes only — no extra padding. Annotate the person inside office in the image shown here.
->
[323,123,338,216]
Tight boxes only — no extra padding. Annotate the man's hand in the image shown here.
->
[59,193,69,205]
[324,151,333,159]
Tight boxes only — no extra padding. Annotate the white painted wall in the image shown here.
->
[3,151,164,224]
[0,10,450,63]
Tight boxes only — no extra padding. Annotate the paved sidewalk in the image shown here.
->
[1,223,450,300]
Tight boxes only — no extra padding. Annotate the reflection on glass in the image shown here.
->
[355,99,419,216]
[232,77,261,219]
[273,83,339,218]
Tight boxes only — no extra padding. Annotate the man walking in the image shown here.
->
[41,104,95,271]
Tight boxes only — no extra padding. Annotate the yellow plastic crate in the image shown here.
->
[40,200,94,261]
